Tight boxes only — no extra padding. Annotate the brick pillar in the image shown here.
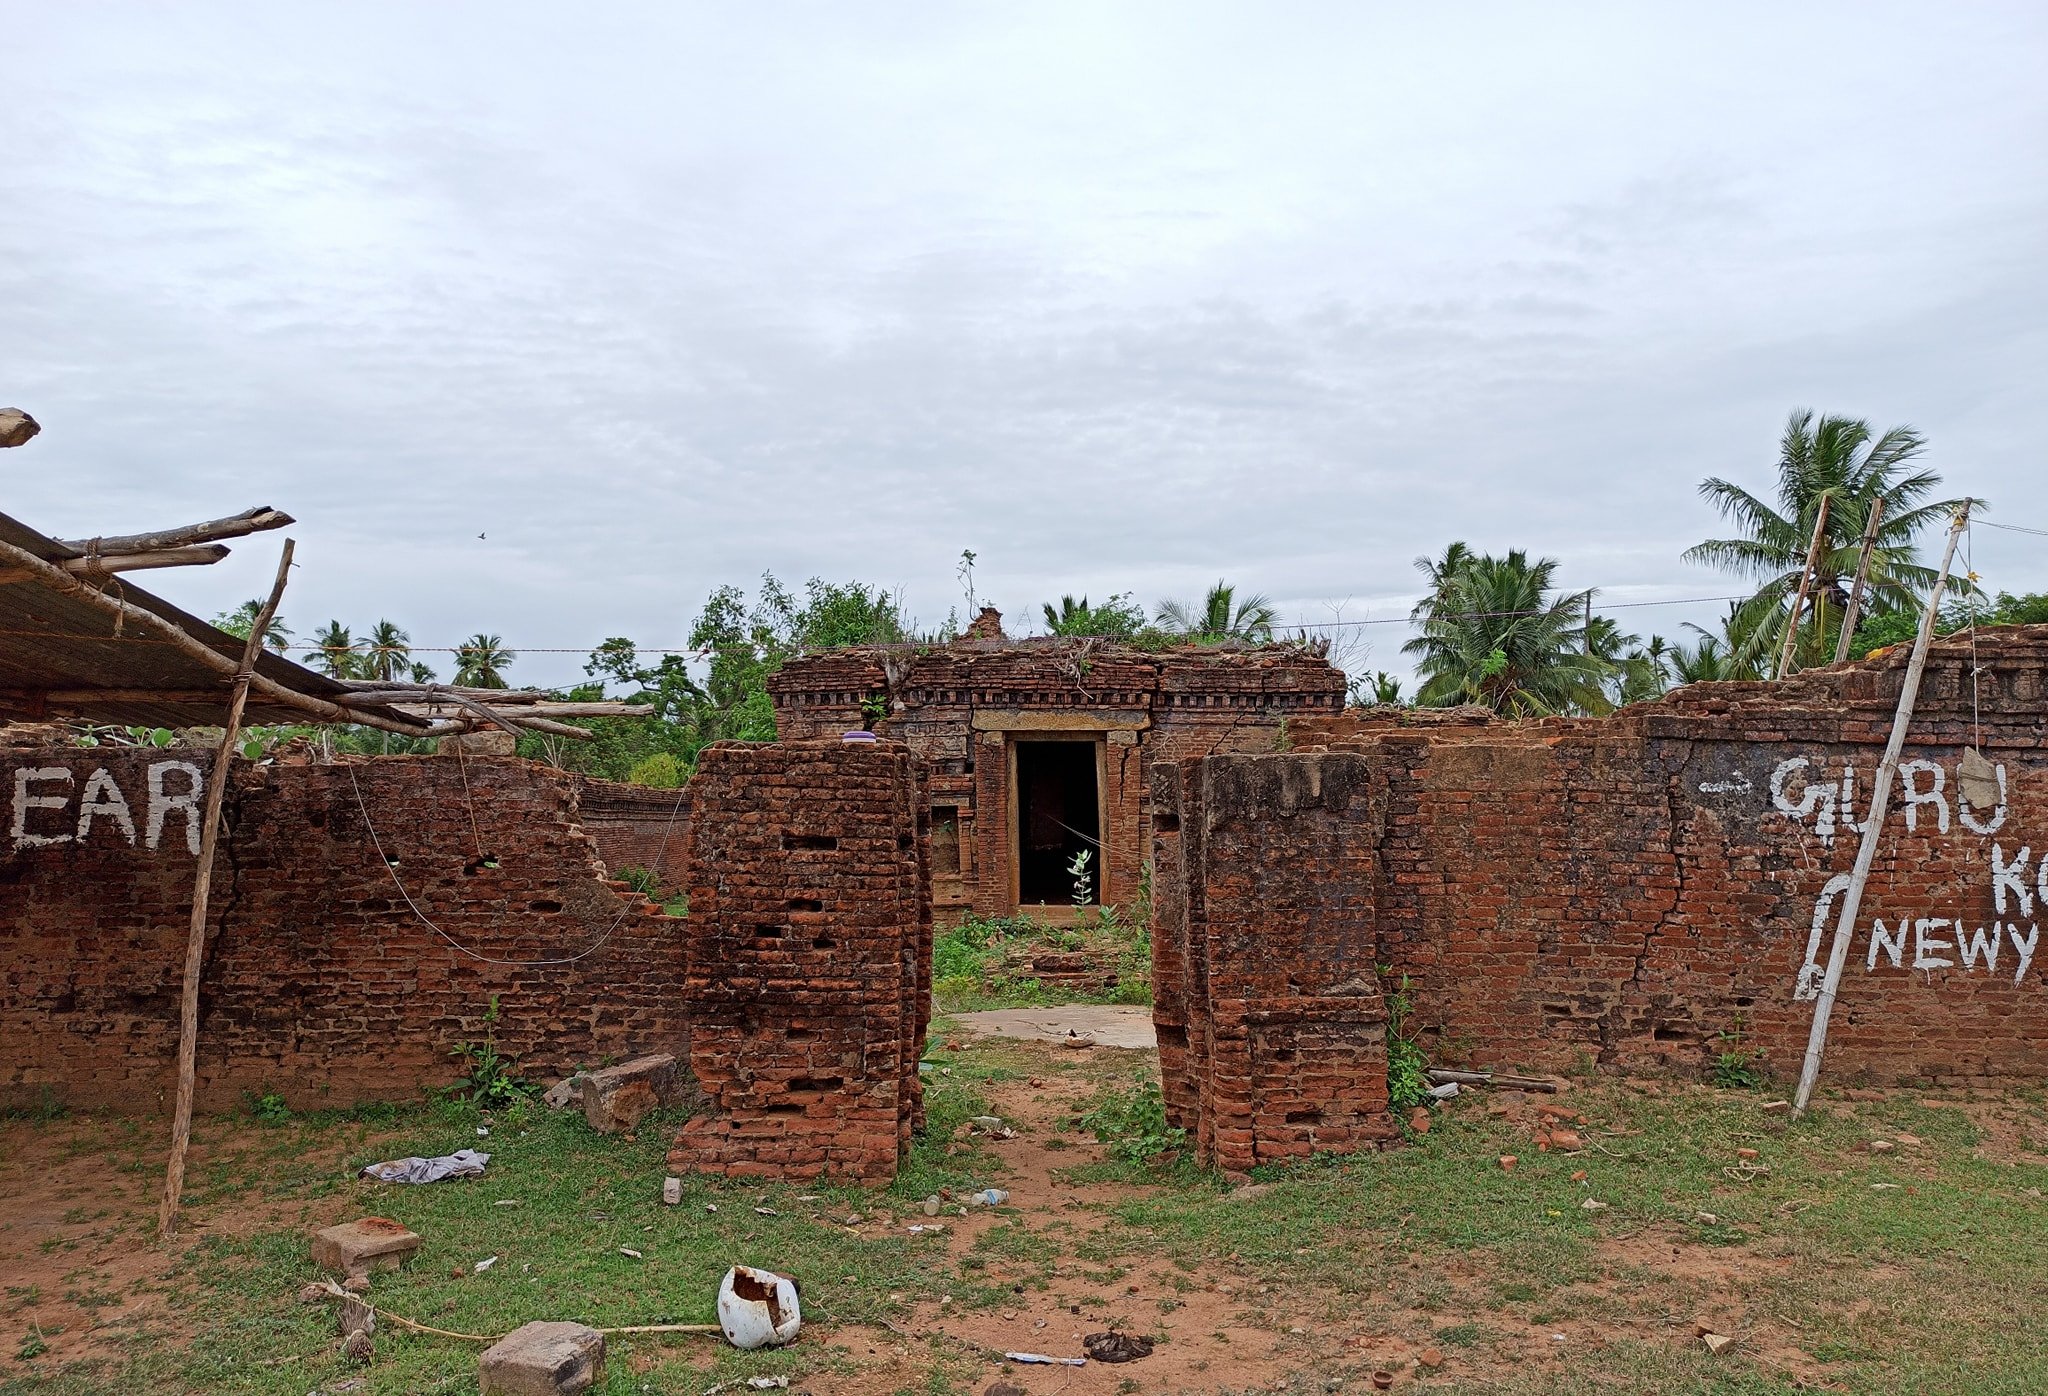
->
[667,740,930,1183]
[1184,753,1399,1175]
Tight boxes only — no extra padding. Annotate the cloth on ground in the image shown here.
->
[359,1148,491,1183]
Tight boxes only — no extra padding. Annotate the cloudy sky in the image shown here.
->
[5,3,2044,688]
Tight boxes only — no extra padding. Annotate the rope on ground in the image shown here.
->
[312,1279,724,1341]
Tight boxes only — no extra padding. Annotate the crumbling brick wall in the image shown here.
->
[1153,755,1399,1175]
[668,739,931,1182]
[0,748,685,1112]
[575,777,692,891]
[1156,630,2048,1159]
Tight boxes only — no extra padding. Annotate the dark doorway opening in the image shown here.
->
[1015,739,1101,906]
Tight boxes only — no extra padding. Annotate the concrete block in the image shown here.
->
[580,1053,677,1133]
[479,1320,606,1395]
[310,1217,421,1274]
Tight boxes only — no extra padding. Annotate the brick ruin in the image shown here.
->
[667,740,931,1181]
[0,746,688,1111]
[769,621,1345,924]
[7,625,2047,1189]
[1155,627,2048,1175]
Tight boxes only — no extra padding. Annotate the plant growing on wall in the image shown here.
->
[1384,973,1430,1111]
[447,996,534,1110]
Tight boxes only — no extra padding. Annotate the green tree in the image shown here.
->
[454,634,515,688]
[308,620,361,680]
[1403,545,1609,715]
[214,600,294,653]
[1684,409,1971,673]
[364,620,414,684]
[1155,580,1278,643]
[1041,593,1147,639]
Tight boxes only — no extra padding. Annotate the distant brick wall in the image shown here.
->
[668,740,931,1183]
[0,749,685,1112]
[1155,629,2048,1157]
[575,777,692,890]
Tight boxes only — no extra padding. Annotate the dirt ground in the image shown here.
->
[6,1038,2046,1394]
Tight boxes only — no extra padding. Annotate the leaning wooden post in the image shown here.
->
[1791,505,1967,1116]
[156,540,294,1240]
[1776,493,1833,679]
[1832,495,1888,666]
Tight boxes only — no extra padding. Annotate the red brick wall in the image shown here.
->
[667,740,931,1183]
[575,777,692,891]
[1156,629,2048,1168]
[1,749,685,1112]
[1152,756,1399,1175]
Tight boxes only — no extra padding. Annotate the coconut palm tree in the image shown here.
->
[214,600,294,654]
[454,634,515,688]
[1155,581,1277,643]
[309,621,361,680]
[1684,409,1971,673]
[1403,546,1609,715]
[364,619,413,684]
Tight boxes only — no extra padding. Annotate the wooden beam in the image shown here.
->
[0,408,38,448]
[158,541,292,1240]
[1776,493,1832,680]
[1832,495,1888,666]
[57,506,294,555]
[0,536,454,739]
[0,544,234,585]
[1792,504,1969,1115]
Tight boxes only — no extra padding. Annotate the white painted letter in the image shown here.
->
[1899,760,1949,834]
[1837,764,1863,836]
[1956,921,2002,974]
[11,766,74,848]
[1867,918,1908,970]
[1772,757,1837,846]
[2011,924,2039,985]
[1913,918,1955,971]
[1991,844,2035,917]
[147,760,206,854]
[1797,873,1855,999]
[74,767,137,845]
[1958,761,2009,836]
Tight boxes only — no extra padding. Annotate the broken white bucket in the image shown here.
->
[717,1265,802,1349]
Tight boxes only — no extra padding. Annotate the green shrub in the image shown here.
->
[1385,974,1430,1111]
[1077,1080,1186,1164]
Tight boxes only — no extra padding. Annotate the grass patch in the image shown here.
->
[932,910,1150,1013]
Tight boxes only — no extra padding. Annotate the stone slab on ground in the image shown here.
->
[479,1320,606,1396]
[309,1217,421,1274]
[948,1004,1156,1050]
[579,1053,677,1133]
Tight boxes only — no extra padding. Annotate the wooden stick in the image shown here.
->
[1776,493,1832,680]
[0,537,455,740]
[0,544,232,584]
[1425,1068,1559,1092]
[57,506,293,555]
[1832,495,1887,665]
[157,541,293,1241]
[1792,505,1968,1116]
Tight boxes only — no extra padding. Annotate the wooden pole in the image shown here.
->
[1832,495,1888,666]
[1791,504,1968,1116]
[1776,493,1833,680]
[156,540,294,1240]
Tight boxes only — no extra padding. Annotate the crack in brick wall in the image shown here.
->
[1,750,684,1112]
[1156,629,2048,1172]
